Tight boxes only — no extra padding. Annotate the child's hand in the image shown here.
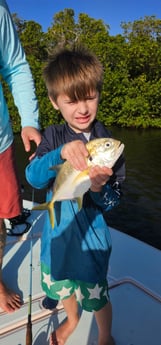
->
[61,140,89,170]
[89,166,113,192]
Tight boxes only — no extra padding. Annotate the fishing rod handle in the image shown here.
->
[26,322,32,345]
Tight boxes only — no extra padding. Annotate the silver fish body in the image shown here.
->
[33,138,124,228]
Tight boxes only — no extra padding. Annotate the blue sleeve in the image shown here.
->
[25,145,64,189]
[0,1,39,129]
[89,181,121,212]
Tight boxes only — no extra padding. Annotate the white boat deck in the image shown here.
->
[1,200,161,345]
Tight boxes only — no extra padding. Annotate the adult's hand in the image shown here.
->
[21,126,41,159]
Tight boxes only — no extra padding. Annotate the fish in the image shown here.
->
[32,138,124,228]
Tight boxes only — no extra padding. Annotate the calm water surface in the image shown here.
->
[15,127,161,250]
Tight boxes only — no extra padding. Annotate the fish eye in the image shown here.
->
[106,142,111,147]
[88,156,93,161]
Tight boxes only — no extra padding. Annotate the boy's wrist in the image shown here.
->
[90,185,102,193]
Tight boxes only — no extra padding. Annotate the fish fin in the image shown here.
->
[73,169,89,184]
[32,202,49,212]
[49,164,63,172]
[32,202,55,229]
[48,202,55,229]
[76,197,83,210]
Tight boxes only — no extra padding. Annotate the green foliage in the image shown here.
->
[46,8,76,50]
[5,11,161,131]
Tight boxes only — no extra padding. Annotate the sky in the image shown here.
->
[7,0,161,36]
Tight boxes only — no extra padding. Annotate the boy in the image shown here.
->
[26,46,125,345]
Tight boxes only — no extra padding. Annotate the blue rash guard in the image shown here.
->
[0,0,39,153]
[26,120,125,284]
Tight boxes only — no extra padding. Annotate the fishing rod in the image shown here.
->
[25,190,44,345]
[26,226,33,345]
[26,189,35,345]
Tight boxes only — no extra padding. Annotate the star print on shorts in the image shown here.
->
[41,264,109,312]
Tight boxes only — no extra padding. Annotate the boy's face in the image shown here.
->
[50,91,99,133]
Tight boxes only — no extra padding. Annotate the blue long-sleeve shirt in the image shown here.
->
[26,121,125,283]
[0,0,39,152]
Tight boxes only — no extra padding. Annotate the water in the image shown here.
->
[106,127,161,250]
[14,127,161,250]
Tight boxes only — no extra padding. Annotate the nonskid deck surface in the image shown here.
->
[1,200,161,345]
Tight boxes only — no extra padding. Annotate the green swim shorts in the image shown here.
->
[41,271,109,312]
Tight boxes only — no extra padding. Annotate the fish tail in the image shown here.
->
[32,202,55,228]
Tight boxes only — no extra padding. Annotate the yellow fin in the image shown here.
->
[48,202,55,229]
[76,197,83,210]
[32,202,48,211]
[32,201,55,229]
[73,169,89,184]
